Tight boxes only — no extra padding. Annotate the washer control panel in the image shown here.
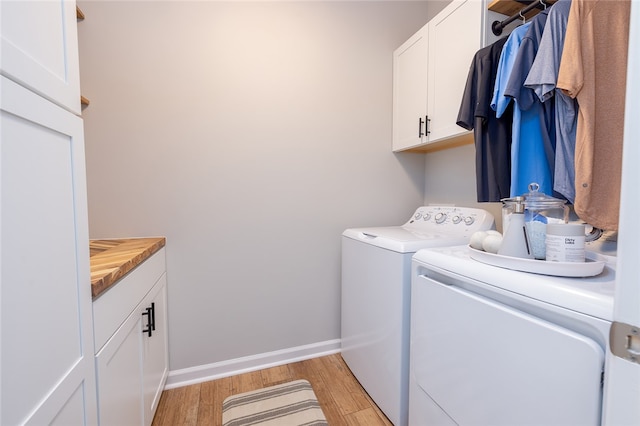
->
[404,206,495,234]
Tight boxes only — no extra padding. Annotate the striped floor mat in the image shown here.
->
[222,379,328,426]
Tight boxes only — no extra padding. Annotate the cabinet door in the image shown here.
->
[142,274,169,426]
[0,0,81,114]
[426,0,480,143]
[1,76,97,425]
[96,312,145,426]
[392,24,428,152]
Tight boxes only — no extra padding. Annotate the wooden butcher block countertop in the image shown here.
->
[90,237,166,299]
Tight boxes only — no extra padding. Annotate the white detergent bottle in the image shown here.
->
[498,197,533,259]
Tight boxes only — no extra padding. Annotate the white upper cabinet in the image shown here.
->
[426,0,483,143]
[392,0,503,152]
[392,25,429,152]
[0,0,81,114]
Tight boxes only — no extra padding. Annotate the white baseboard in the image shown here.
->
[164,339,342,389]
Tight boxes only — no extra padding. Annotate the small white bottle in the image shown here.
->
[545,223,586,262]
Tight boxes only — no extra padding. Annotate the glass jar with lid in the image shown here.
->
[523,183,569,259]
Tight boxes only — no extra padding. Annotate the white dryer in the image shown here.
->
[410,245,616,426]
[341,206,495,426]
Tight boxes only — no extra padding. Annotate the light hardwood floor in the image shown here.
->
[152,353,392,426]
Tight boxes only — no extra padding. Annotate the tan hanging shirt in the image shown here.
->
[557,0,630,231]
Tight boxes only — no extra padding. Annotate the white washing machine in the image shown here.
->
[341,206,495,426]
[410,245,616,426]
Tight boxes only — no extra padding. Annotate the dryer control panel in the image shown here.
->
[404,206,495,235]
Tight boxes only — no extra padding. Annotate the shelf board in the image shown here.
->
[81,96,90,107]
[402,132,474,154]
[488,0,556,18]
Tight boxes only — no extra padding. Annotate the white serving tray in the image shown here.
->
[468,246,607,277]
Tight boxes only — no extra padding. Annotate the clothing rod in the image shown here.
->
[492,0,547,36]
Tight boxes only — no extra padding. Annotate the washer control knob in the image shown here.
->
[423,213,431,221]
[452,215,462,224]
[464,216,475,226]
[414,212,422,220]
[435,212,447,224]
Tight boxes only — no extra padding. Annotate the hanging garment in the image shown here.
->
[503,9,556,198]
[457,36,512,202]
[492,23,530,117]
[525,0,577,204]
[557,0,630,231]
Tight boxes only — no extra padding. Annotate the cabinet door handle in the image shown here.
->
[425,115,430,135]
[418,117,424,138]
[150,302,156,332]
[142,304,154,337]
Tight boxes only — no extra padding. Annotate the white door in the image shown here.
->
[1,76,97,425]
[603,2,640,424]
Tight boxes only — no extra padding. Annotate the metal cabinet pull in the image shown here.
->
[142,302,155,337]
[150,302,156,331]
[418,117,424,138]
[425,115,431,135]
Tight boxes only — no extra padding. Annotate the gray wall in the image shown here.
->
[423,144,503,231]
[78,1,430,371]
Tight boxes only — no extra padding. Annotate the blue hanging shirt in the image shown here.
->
[505,10,555,198]
[491,18,555,198]
[524,0,577,203]
[491,23,531,197]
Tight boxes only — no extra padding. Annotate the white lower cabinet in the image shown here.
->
[96,313,145,426]
[142,276,169,426]
[94,249,168,426]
